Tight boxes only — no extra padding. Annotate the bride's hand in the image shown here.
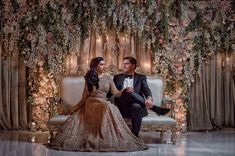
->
[126,87,134,93]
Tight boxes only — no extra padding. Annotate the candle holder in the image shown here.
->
[31,122,36,132]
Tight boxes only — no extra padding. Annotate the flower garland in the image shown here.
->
[152,0,234,129]
[28,66,57,130]
[1,0,234,130]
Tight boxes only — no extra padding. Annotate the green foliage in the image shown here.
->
[185,12,203,32]
[26,0,39,6]
[166,80,175,95]
[219,17,233,53]
[0,0,3,10]
[18,0,170,57]
[11,0,19,13]
[0,0,3,39]
[43,56,50,74]
[160,1,169,41]
[2,0,234,101]
[169,0,182,19]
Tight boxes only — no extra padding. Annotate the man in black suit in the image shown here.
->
[113,56,169,137]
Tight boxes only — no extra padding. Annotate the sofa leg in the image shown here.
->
[49,129,54,141]
[160,130,164,143]
[171,126,176,144]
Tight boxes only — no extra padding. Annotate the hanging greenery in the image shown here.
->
[0,0,4,40]
[1,0,171,75]
[1,0,233,130]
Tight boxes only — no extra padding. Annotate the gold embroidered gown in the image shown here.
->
[48,73,147,151]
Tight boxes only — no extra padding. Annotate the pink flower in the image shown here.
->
[175,63,183,70]
[159,36,164,44]
[130,0,137,4]
[156,0,161,5]
[219,1,230,12]
[198,2,207,10]
[204,10,213,21]
[189,11,196,20]
[115,0,122,6]
[27,33,33,41]
[46,32,53,43]
[181,19,190,27]
[156,12,161,19]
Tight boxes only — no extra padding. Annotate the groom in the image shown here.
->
[112,56,170,137]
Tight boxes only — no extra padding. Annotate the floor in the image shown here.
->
[0,130,234,156]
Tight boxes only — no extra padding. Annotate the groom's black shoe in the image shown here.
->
[151,105,170,116]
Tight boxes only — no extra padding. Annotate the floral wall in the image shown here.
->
[0,0,234,131]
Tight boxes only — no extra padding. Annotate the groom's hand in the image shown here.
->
[126,87,134,93]
[145,98,153,109]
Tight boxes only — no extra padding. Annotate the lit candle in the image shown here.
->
[48,136,51,143]
[122,36,125,41]
[31,136,36,142]
[31,122,36,131]
[86,59,89,70]
[226,56,229,63]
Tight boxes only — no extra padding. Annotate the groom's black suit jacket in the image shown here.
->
[113,73,152,98]
[111,73,152,117]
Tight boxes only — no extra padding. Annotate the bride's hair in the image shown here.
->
[85,57,104,92]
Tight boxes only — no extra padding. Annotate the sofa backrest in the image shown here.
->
[146,77,164,107]
[60,76,85,112]
[60,76,164,112]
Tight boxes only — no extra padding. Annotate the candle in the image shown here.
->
[31,136,36,142]
[226,56,229,63]
[31,122,36,131]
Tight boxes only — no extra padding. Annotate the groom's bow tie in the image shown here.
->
[124,74,133,79]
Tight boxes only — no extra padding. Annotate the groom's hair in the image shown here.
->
[123,56,137,69]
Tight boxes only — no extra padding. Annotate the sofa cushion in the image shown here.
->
[48,113,176,126]
[142,113,176,125]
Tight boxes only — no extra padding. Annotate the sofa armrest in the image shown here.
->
[46,96,60,118]
[162,98,176,118]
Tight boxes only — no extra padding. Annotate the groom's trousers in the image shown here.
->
[115,91,148,137]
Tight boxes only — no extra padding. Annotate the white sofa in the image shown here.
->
[47,76,176,144]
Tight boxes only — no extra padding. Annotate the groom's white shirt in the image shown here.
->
[123,77,134,89]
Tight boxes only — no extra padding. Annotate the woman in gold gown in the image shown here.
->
[47,57,148,152]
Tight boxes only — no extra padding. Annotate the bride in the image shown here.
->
[47,57,148,152]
